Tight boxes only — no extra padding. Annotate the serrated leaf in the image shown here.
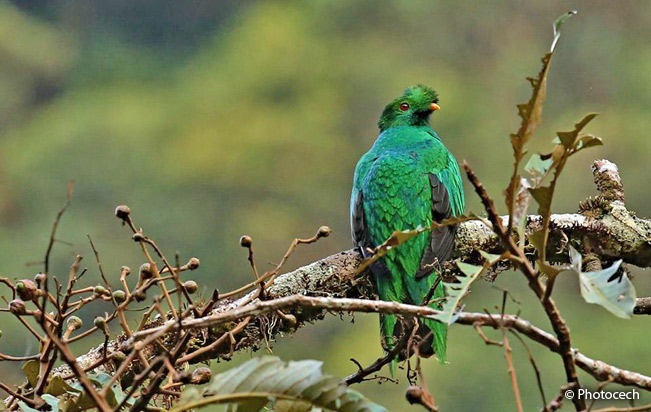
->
[41,395,60,412]
[17,402,40,412]
[19,395,60,412]
[568,246,636,318]
[525,154,553,178]
[556,113,598,149]
[22,360,39,388]
[528,230,545,254]
[89,373,123,408]
[529,186,553,218]
[45,375,76,397]
[506,11,576,218]
[538,261,563,281]
[431,256,501,326]
[171,357,387,412]
[575,134,603,152]
[479,251,502,262]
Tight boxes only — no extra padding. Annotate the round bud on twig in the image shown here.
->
[110,351,127,364]
[34,273,47,285]
[183,280,198,294]
[120,266,131,277]
[94,316,106,328]
[139,263,154,280]
[187,257,200,270]
[190,367,212,385]
[16,279,41,302]
[114,205,131,221]
[112,290,127,303]
[93,285,109,297]
[405,386,424,405]
[317,226,332,238]
[133,290,147,302]
[281,313,297,328]
[67,316,83,331]
[9,299,27,316]
[239,235,252,248]
[94,316,109,334]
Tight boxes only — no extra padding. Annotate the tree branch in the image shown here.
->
[49,160,651,396]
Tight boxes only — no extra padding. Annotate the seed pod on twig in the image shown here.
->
[94,316,108,333]
[15,279,42,302]
[317,226,332,238]
[114,205,131,221]
[280,313,297,330]
[405,386,425,405]
[94,285,109,297]
[183,280,198,294]
[187,257,200,270]
[239,235,252,248]
[190,367,212,384]
[34,273,47,285]
[110,351,127,364]
[139,263,154,280]
[120,266,131,277]
[112,290,127,303]
[9,299,27,316]
[67,316,83,331]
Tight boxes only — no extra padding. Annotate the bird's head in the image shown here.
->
[377,85,440,131]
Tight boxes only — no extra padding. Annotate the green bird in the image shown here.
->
[350,85,464,367]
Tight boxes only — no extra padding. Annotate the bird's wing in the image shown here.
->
[351,188,392,278]
[416,154,465,279]
[415,174,455,279]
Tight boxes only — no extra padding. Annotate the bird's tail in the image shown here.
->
[423,279,448,363]
[379,313,398,376]
[379,280,448,375]
[421,317,447,363]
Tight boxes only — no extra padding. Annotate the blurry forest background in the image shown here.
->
[1,1,650,410]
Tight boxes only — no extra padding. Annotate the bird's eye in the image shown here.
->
[399,103,410,111]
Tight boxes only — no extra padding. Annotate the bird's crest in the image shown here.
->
[378,85,440,131]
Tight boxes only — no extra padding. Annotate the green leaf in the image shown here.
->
[575,134,603,152]
[556,113,598,149]
[17,402,40,412]
[568,246,636,319]
[89,373,124,408]
[551,10,577,52]
[505,11,575,216]
[41,395,60,412]
[528,230,545,254]
[45,375,76,397]
[431,255,501,326]
[18,396,59,412]
[529,186,553,218]
[22,360,39,388]
[479,251,502,262]
[525,153,553,178]
[170,357,387,412]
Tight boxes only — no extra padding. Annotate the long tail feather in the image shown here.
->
[379,313,398,376]
[424,279,448,363]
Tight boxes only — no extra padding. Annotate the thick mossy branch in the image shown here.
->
[49,160,651,389]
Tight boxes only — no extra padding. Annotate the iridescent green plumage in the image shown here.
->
[350,85,464,367]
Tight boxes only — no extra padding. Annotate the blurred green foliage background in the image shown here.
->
[0,1,650,410]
